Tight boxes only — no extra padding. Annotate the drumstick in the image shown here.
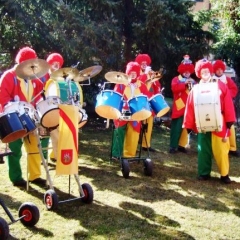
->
[106,118,110,129]
[222,128,229,143]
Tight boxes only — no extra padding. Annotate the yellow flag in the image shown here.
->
[56,104,79,175]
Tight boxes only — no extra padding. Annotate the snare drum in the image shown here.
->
[95,90,123,119]
[36,96,61,128]
[193,82,223,133]
[128,95,151,121]
[0,112,27,143]
[4,101,37,135]
[149,94,170,117]
[45,79,83,104]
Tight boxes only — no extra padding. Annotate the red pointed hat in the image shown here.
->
[135,54,151,65]
[195,59,213,78]
[125,61,141,77]
[177,55,194,74]
[15,46,37,64]
[46,53,64,68]
[212,60,226,73]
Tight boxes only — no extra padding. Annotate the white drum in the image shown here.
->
[36,96,61,128]
[193,82,223,133]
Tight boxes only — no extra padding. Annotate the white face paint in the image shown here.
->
[51,62,60,72]
[129,71,137,80]
[200,68,211,82]
[141,61,147,70]
[183,71,190,78]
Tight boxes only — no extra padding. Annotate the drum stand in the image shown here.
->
[110,121,153,178]
[33,124,93,211]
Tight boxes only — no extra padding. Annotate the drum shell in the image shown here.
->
[36,96,61,128]
[95,90,123,119]
[0,112,27,143]
[149,94,170,117]
[45,79,83,104]
[128,95,151,121]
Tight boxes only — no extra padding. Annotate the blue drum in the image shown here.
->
[149,94,170,117]
[0,112,27,143]
[128,95,151,121]
[95,90,123,119]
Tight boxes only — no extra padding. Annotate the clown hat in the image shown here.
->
[177,55,194,74]
[195,59,213,78]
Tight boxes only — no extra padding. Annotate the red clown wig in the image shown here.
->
[46,53,64,68]
[212,60,226,73]
[195,59,213,78]
[177,55,194,74]
[125,61,141,77]
[15,47,37,64]
[135,54,152,65]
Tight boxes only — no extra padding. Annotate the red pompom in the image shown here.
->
[135,54,151,65]
[46,53,64,68]
[212,60,226,73]
[177,63,195,74]
[15,47,37,64]
[195,59,213,78]
[125,61,141,76]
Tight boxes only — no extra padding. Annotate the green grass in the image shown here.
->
[1,118,240,240]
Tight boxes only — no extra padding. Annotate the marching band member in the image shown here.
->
[183,59,236,184]
[0,47,45,186]
[169,55,195,154]
[135,53,161,152]
[40,53,64,162]
[112,61,151,158]
[212,60,240,157]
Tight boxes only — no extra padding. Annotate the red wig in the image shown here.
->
[212,60,226,73]
[125,61,141,77]
[135,54,151,65]
[195,59,213,78]
[46,53,64,68]
[15,47,37,64]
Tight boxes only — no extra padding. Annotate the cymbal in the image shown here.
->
[50,67,79,81]
[104,71,129,84]
[75,65,102,82]
[15,59,50,80]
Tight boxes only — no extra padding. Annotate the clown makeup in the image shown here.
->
[51,61,60,72]
[183,71,190,78]
[215,68,224,77]
[129,71,137,80]
[141,61,147,70]
[200,68,211,82]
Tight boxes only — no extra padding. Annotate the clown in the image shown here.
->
[135,53,161,152]
[169,55,195,154]
[0,46,45,186]
[212,60,239,157]
[183,59,236,184]
[112,61,151,158]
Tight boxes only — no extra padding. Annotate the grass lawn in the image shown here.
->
[0,117,240,240]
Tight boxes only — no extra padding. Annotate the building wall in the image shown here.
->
[192,0,211,12]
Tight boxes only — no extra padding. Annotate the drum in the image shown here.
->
[45,79,83,104]
[128,95,151,121]
[36,96,61,128]
[78,108,88,128]
[4,101,37,135]
[0,112,27,143]
[95,90,123,119]
[149,94,170,117]
[193,82,223,133]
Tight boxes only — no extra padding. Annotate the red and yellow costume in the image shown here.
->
[212,60,239,155]
[112,62,151,157]
[0,47,44,185]
[135,54,160,151]
[183,59,236,182]
[169,55,195,153]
